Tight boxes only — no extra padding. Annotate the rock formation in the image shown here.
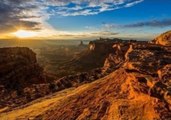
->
[0,47,46,108]
[0,47,106,110]
[39,37,171,120]
[41,34,171,120]
[0,47,45,89]
[0,31,171,120]
[153,30,171,46]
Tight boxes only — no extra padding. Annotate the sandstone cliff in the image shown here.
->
[41,38,171,120]
[0,47,46,108]
[153,30,171,46]
[0,47,45,89]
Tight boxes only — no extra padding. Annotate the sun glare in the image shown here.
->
[13,30,37,38]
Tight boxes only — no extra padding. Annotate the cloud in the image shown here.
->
[91,31,119,36]
[47,0,144,16]
[102,23,119,30]
[0,0,144,36]
[102,18,171,30]
[46,30,119,39]
[124,0,144,7]
[0,0,43,33]
[85,26,96,30]
[123,19,171,28]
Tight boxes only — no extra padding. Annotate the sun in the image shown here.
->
[13,30,37,38]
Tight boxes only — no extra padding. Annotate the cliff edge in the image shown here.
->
[0,47,46,108]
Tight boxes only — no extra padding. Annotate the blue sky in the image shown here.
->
[1,0,171,40]
[49,0,171,30]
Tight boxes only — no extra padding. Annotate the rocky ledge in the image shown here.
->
[153,30,171,46]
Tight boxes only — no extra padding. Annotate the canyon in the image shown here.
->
[0,31,171,120]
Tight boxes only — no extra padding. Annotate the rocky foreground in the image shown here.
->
[0,31,171,120]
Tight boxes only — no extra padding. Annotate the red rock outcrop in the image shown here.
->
[41,34,171,120]
[153,30,171,46]
[0,47,46,108]
[0,47,45,89]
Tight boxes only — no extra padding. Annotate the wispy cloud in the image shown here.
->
[102,23,119,30]
[47,0,144,16]
[34,30,119,40]
[91,31,119,36]
[123,19,171,28]
[124,0,144,7]
[102,18,171,29]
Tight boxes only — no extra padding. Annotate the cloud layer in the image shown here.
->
[0,0,144,38]
[47,0,144,16]
[123,19,171,28]
[0,0,42,32]
[102,18,171,30]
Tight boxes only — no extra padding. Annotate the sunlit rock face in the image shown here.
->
[124,44,171,76]
[103,41,171,75]
[153,30,171,46]
[43,35,171,120]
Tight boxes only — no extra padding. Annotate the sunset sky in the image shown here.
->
[0,0,171,40]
